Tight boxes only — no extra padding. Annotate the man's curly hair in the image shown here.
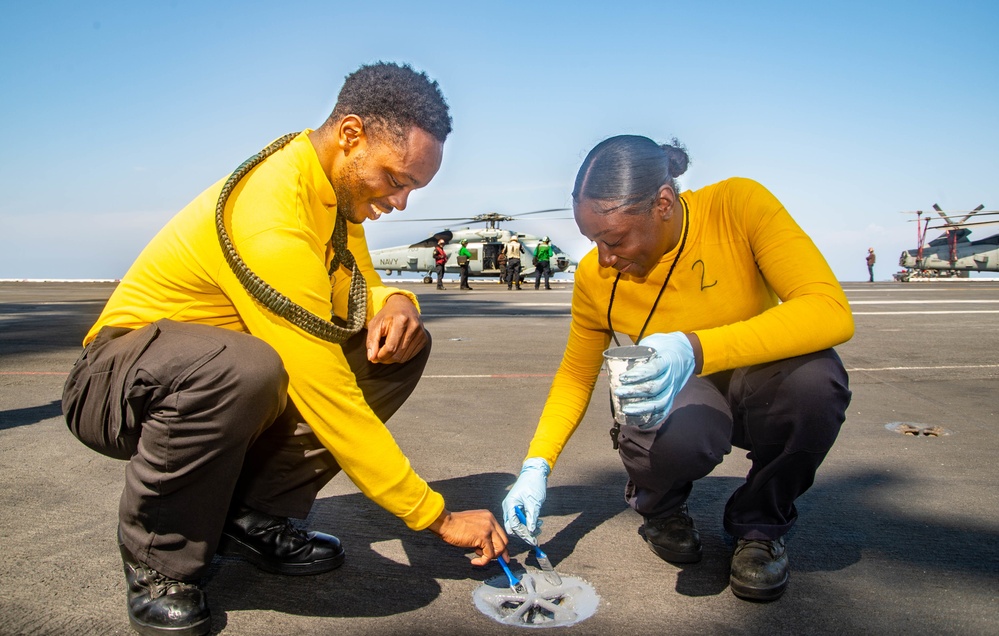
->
[329,62,452,143]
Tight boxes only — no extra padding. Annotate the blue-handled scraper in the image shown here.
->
[515,506,562,586]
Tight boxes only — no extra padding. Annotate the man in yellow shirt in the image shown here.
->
[62,62,507,636]
[502,135,853,602]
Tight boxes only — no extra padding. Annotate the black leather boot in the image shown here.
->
[643,503,702,564]
[729,536,789,601]
[218,506,345,576]
[118,529,210,636]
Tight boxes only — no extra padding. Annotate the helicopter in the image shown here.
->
[895,204,999,280]
[368,210,576,284]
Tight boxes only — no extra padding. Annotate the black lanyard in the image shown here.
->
[216,133,367,344]
[606,198,689,346]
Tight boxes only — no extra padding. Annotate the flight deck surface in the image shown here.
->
[1,279,997,635]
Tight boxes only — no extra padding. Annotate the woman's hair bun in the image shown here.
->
[660,138,689,178]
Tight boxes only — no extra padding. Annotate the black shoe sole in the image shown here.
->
[128,614,211,636]
[645,538,702,564]
[729,572,789,602]
[217,534,345,576]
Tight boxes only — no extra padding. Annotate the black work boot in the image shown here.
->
[218,506,345,576]
[643,503,702,564]
[729,536,789,601]
[118,529,211,636]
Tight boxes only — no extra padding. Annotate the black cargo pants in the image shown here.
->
[506,257,522,289]
[534,260,551,289]
[616,348,851,541]
[62,319,430,580]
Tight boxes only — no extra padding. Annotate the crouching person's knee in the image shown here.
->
[196,331,289,438]
[782,349,852,454]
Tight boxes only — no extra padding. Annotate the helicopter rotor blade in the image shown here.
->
[926,218,999,230]
[906,209,998,222]
[379,207,570,224]
[379,216,477,223]
[955,204,987,225]
[509,207,571,217]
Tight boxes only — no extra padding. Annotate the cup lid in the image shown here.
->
[603,345,656,360]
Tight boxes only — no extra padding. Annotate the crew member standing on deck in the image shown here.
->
[497,249,507,285]
[504,236,523,290]
[458,238,473,290]
[534,236,553,290]
[502,134,853,603]
[433,238,448,289]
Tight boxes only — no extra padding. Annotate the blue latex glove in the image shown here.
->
[614,332,696,428]
[502,457,549,546]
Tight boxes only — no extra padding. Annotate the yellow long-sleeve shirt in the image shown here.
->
[85,131,445,530]
[526,177,854,467]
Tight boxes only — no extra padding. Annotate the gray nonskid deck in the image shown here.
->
[1,280,997,635]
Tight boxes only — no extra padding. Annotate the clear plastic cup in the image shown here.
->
[603,345,657,428]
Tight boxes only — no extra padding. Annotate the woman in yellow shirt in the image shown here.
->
[502,134,853,602]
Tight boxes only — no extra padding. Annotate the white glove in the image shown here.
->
[501,457,549,545]
[614,332,696,428]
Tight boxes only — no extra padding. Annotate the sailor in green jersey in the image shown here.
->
[534,237,553,290]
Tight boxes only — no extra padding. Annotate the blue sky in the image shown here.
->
[2,0,997,281]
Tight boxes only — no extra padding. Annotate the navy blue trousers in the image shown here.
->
[616,349,851,540]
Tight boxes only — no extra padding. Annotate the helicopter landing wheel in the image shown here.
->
[423,275,433,284]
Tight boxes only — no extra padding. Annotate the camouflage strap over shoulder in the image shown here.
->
[215,132,367,344]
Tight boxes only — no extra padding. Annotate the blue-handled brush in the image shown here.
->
[497,554,526,593]
[515,506,562,586]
